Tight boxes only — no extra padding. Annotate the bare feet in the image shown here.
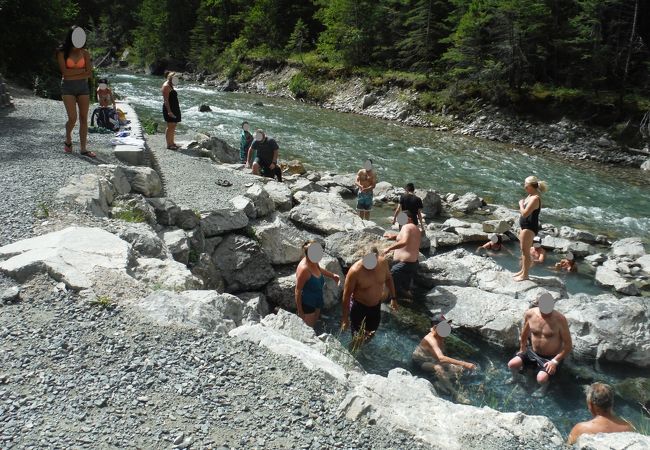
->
[513,275,529,282]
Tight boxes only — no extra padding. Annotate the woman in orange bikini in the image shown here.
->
[56,26,95,157]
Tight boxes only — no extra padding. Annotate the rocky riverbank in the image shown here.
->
[1,90,649,449]
[170,66,650,169]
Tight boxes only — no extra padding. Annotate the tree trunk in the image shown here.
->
[619,0,639,104]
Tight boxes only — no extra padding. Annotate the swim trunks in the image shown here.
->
[516,348,562,374]
[350,300,381,335]
[61,79,90,96]
[357,191,373,211]
[412,344,439,368]
[390,261,418,296]
[301,273,324,314]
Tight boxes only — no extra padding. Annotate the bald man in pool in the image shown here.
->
[507,301,572,397]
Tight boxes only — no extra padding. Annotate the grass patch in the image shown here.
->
[90,295,115,309]
[35,201,50,219]
[141,118,159,135]
[113,207,146,223]
[288,72,332,103]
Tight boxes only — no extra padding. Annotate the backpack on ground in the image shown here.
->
[91,107,120,131]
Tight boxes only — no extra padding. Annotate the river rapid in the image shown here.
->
[109,72,649,437]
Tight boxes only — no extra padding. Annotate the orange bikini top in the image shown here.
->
[66,55,86,69]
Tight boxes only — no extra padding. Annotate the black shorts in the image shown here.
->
[391,261,418,294]
[516,348,562,374]
[302,303,319,314]
[350,301,381,335]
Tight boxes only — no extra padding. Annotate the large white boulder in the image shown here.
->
[575,432,650,449]
[475,270,567,300]
[594,265,640,296]
[556,293,650,367]
[252,215,311,265]
[263,180,293,211]
[199,209,249,237]
[417,249,502,288]
[451,192,482,214]
[611,237,646,259]
[121,166,162,197]
[244,184,275,218]
[0,227,131,290]
[117,223,168,259]
[229,309,362,382]
[425,286,527,348]
[289,192,369,235]
[137,290,245,333]
[56,173,113,216]
[325,230,386,268]
[339,368,564,450]
[133,257,202,290]
[159,228,190,265]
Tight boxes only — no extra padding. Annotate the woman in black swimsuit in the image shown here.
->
[161,71,181,150]
[514,176,548,281]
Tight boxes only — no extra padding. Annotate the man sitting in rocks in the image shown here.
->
[412,313,476,404]
[383,211,421,301]
[341,246,397,345]
[567,382,633,445]
[507,293,572,397]
[247,129,282,182]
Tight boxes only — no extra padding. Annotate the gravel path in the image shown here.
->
[147,133,260,212]
[0,275,426,449]
[0,84,119,246]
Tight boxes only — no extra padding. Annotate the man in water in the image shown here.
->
[507,296,572,396]
[247,129,282,182]
[239,121,253,164]
[554,252,577,272]
[355,160,377,220]
[383,210,421,301]
[341,247,396,343]
[412,313,476,403]
[530,236,546,264]
[567,382,633,445]
[392,182,425,232]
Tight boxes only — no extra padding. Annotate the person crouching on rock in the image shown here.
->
[383,210,421,301]
[554,252,577,273]
[567,382,633,445]
[295,241,340,328]
[247,129,282,181]
[412,313,476,404]
[341,246,397,345]
[530,236,546,264]
[507,293,572,397]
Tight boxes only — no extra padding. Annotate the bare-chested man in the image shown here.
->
[341,247,396,341]
[413,313,476,403]
[507,298,572,396]
[383,211,421,300]
[567,382,633,445]
[355,160,377,220]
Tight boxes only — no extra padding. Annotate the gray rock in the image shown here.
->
[204,236,224,257]
[244,184,275,218]
[112,195,157,226]
[190,253,224,291]
[325,230,386,268]
[541,235,594,257]
[1,286,20,303]
[594,266,640,296]
[611,237,646,259]
[453,227,489,243]
[443,218,472,229]
[146,197,180,226]
[340,368,564,450]
[252,215,310,265]
[0,227,131,290]
[229,310,362,382]
[237,292,270,323]
[482,220,511,233]
[641,159,650,171]
[451,192,482,214]
[230,195,256,219]
[197,135,239,163]
[425,230,462,248]
[121,166,163,197]
[98,164,131,195]
[200,209,249,237]
[585,253,607,266]
[265,272,296,310]
[426,286,527,347]
[137,290,245,333]
[118,223,167,259]
[373,182,401,203]
[176,208,200,230]
[558,226,597,243]
[212,234,275,293]
[556,294,650,367]
[475,270,567,300]
[289,192,369,235]
[56,173,113,216]
[289,179,326,196]
[361,94,377,109]
[160,229,190,265]
[263,181,293,211]
[417,249,502,288]
[134,257,202,290]
[575,432,650,450]
[420,190,442,218]
[636,254,650,275]
[316,173,356,190]
[199,104,211,112]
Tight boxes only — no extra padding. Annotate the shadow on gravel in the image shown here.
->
[0,116,45,136]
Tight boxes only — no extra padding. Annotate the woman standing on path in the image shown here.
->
[161,71,181,150]
[295,241,340,328]
[514,176,548,281]
[56,26,96,157]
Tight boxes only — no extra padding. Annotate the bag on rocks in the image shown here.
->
[91,107,120,131]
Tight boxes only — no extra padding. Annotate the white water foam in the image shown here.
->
[545,206,650,237]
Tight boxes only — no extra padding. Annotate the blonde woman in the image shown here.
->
[295,241,340,328]
[161,71,181,149]
[514,176,548,281]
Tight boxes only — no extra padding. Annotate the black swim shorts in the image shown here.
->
[350,301,381,335]
[390,261,418,295]
[516,348,562,374]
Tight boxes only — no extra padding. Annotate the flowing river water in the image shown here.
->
[109,72,649,437]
